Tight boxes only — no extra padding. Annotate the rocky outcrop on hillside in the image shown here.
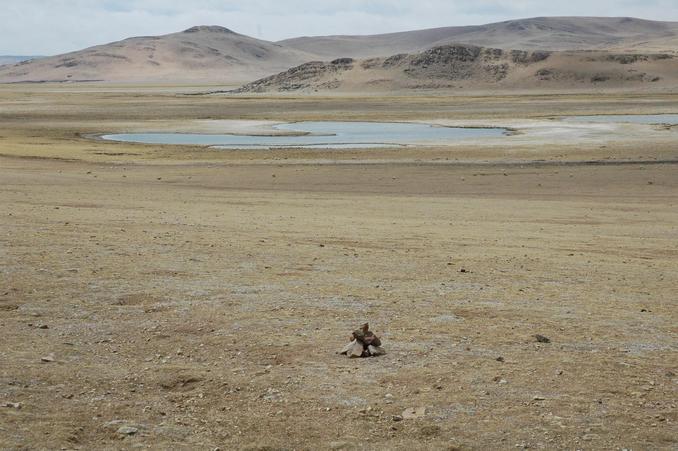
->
[234,58,354,92]
[233,43,677,93]
[235,44,553,92]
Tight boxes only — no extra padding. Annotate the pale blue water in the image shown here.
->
[101,121,508,149]
[563,114,678,125]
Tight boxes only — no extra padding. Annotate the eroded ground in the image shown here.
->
[1,86,677,450]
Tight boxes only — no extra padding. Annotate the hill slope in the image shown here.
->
[279,17,678,59]
[0,26,318,84]
[235,45,678,93]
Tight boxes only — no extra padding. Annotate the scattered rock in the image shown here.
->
[340,339,365,358]
[41,353,55,363]
[368,344,386,356]
[402,406,426,419]
[532,395,546,401]
[117,426,138,435]
[534,334,551,343]
[1,402,21,409]
[496,356,505,362]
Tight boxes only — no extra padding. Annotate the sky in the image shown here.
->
[3,0,678,55]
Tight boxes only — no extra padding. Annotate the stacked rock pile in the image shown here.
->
[339,323,386,358]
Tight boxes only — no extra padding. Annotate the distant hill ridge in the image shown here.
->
[279,17,678,58]
[1,17,677,84]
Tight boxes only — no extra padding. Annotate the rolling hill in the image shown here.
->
[0,26,317,84]
[279,17,678,59]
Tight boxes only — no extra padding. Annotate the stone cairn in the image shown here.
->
[339,323,386,358]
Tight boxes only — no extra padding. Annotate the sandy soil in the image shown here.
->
[1,86,677,450]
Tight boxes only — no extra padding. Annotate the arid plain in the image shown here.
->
[1,85,677,450]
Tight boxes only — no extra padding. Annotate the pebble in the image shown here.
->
[117,426,139,435]
[41,353,55,363]
[1,402,21,409]
[534,334,551,343]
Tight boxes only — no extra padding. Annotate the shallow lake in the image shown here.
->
[563,114,678,125]
[101,121,508,149]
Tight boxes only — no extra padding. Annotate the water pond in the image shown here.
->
[101,121,509,149]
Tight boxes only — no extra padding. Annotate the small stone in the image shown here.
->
[496,356,505,362]
[368,345,386,356]
[117,426,138,435]
[345,340,365,358]
[329,441,353,450]
[532,395,546,401]
[402,407,426,419]
[41,353,55,363]
[392,415,403,422]
[2,402,21,409]
[534,334,551,343]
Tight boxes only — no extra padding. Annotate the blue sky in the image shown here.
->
[3,0,678,55]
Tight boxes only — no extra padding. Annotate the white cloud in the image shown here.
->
[2,0,677,55]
